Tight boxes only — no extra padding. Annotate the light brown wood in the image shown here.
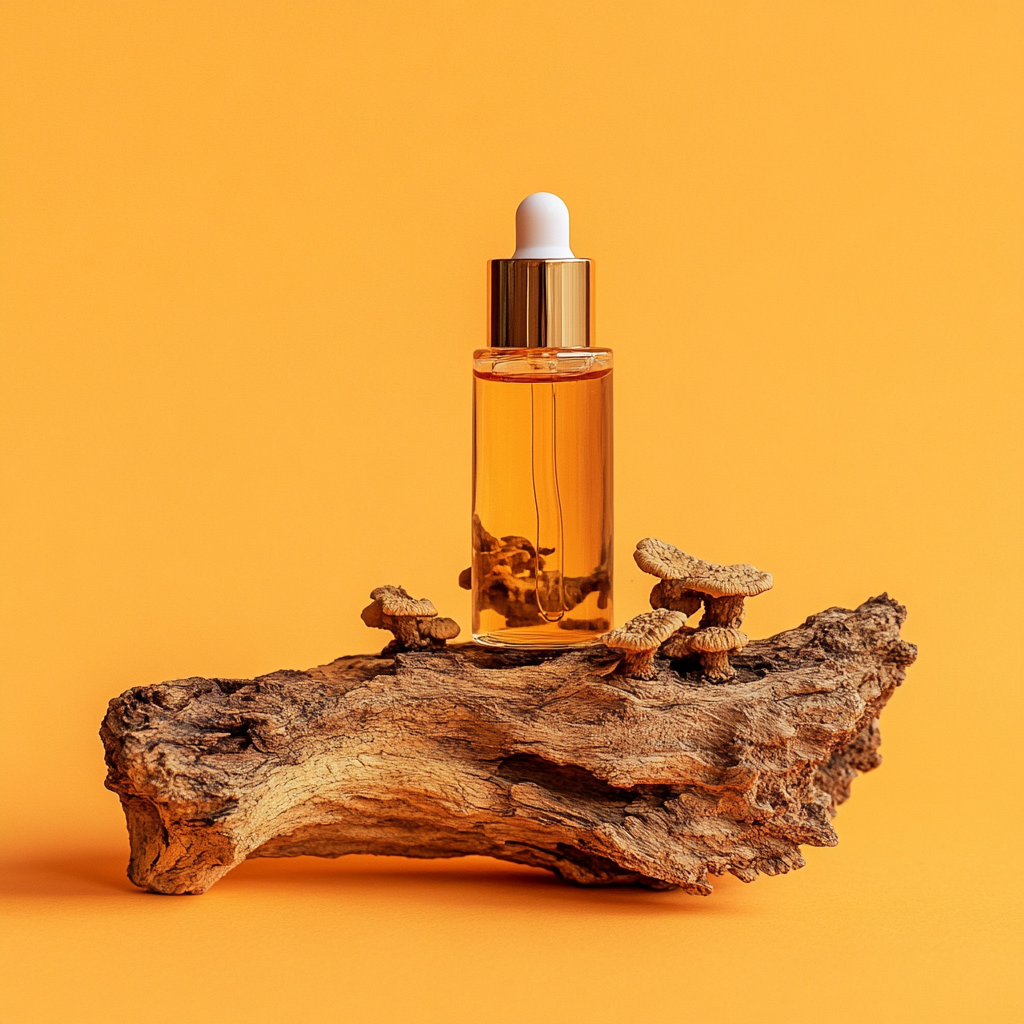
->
[101,594,915,895]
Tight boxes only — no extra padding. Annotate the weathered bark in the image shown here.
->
[100,594,915,896]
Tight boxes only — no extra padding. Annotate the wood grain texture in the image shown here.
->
[100,594,915,895]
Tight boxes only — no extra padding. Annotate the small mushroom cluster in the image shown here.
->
[601,539,773,682]
[361,585,460,655]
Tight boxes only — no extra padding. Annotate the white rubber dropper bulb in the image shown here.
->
[512,192,575,259]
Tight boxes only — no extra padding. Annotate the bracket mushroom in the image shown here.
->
[419,615,461,647]
[664,625,749,682]
[600,608,688,679]
[360,585,460,654]
[635,538,772,681]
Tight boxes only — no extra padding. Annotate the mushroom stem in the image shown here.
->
[701,595,745,629]
[699,650,736,682]
[389,617,425,649]
[623,649,658,680]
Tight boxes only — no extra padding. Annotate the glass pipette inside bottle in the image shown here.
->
[531,380,565,621]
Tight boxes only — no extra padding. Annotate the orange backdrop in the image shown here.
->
[1,2,1021,1022]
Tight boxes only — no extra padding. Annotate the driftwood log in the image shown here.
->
[101,594,915,896]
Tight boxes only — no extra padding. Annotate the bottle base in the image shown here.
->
[472,627,605,650]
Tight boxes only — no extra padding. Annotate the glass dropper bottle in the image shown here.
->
[471,193,613,648]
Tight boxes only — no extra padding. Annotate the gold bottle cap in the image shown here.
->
[488,193,592,349]
[488,258,593,349]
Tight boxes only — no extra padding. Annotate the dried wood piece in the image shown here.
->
[100,594,915,896]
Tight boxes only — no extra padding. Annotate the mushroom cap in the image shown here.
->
[600,609,688,652]
[661,627,698,658]
[369,585,437,619]
[634,539,773,598]
[649,580,704,617]
[360,601,386,629]
[421,616,460,640]
[688,626,748,653]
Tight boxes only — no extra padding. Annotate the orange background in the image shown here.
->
[1,3,1021,1022]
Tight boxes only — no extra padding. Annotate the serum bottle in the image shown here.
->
[471,193,613,648]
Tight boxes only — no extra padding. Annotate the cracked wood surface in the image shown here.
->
[100,594,915,895]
